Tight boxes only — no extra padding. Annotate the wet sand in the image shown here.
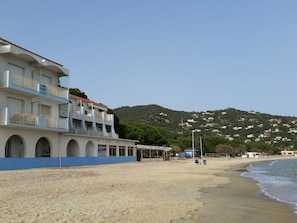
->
[188,163,297,223]
[0,157,296,222]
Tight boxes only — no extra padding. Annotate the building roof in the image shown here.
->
[0,37,68,76]
[136,144,172,151]
[0,37,63,66]
[70,94,108,110]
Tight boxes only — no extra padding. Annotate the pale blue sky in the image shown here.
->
[2,0,297,116]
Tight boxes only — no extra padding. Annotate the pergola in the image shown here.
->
[136,144,172,161]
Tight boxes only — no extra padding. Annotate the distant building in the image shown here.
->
[281,150,297,156]
[241,152,266,159]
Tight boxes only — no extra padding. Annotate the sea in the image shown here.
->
[242,158,297,214]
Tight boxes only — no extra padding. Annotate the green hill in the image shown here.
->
[114,105,297,149]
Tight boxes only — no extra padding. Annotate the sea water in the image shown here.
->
[242,158,297,214]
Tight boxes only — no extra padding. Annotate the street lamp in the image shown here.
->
[192,129,201,159]
[200,136,203,158]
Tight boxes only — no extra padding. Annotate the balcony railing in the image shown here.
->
[105,114,113,125]
[45,84,68,99]
[11,72,38,91]
[95,111,103,123]
[10,110,38,126]
[0,70,68,101]
[0,107,68,131]
[72,106,83,119]
[84,113,93,122]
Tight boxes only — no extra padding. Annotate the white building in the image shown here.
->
[0,37,140,170]
[281,150,297,156]
[241,152,266,159]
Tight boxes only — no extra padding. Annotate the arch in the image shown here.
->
[86,141,96,157]
[66,139,79,157]
[35,137,51,157]
[5,135,25,158]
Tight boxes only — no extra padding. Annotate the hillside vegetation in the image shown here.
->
[113,105,297,155]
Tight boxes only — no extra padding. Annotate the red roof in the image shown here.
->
[70,94,107,109]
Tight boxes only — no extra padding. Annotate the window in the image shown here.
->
[42,75,51,85]
[109,146,116,156]
[98,145,107,156]
[9,63,24,86]
[7,97,23,112]
[128,147,134,156]
[40,104,50,117]
[119,146,125,156]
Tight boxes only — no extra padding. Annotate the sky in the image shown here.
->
[1,0,297,116]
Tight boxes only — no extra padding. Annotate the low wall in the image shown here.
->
[0,156,136,170]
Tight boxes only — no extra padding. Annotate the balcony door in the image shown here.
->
[40,104,51,117]
[7,97,23,113]
[8,64,24,86]
[32,71,51,84]
[32,71,51,94]
[42,75,51,85]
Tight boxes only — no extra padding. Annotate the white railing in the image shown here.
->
[9,111,38,126]
[85,113,93,122]
[0,70,38,90]
[46,84,68,100]
[1,70,68,100]
[95,112,103,123]
[72,105,83,119]
[0,108,68,131]
[45,116,68,130]
[95,112,112,125]
[105,114,113,125]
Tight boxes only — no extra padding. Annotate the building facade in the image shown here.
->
[0,37,137,170]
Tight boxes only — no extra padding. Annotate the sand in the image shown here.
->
[0,157,296,223]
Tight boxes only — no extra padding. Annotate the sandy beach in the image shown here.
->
[0,157,296,223]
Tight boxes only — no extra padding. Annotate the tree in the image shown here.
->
[235,144,247,156]
[203,136,231,153]
[69,88,88,99]
[215,144,234,156]
[118,121,175,146]
[118,122,145,143]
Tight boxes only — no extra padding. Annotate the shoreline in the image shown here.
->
[187,159,297,223]
[0,157,296,222]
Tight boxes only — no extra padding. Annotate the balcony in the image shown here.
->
[10,110,38,126]
[84,108,93,122]
[71,106,98,123]
[105,114,113,125]
[69,127,101,137]
[70,106,113,128]
[0,107,68,132]
[72,105,83,120]
[95,111,103,123]
[94,112,112,125]
[0,70,68,102]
